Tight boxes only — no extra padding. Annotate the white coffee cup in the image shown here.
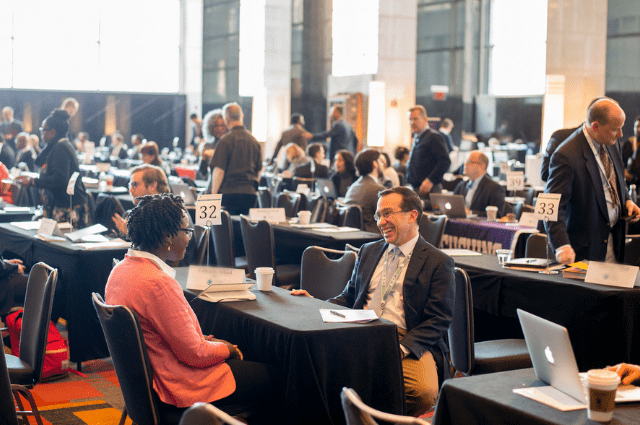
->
[255,267,275,291]
[587,369,619,422]
[486,206,498,221]
[298,211,311,225]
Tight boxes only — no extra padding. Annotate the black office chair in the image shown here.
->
[419,215,447,247]
[1,337,19,425]
[344,244,361,254]
[240,215,301,289]
[448,268,531,376]
[300,247,356,300]
[524,233,553,259]
[338,205,363,230]
[515,188,536,206]
[178,402,245,425]
[192,225,214,266]
[341,387,428,425]
[92,293,183,425]
[275,191,301,218]
[309,195,327,223]
[5,263,58,425]
[257,187,272,209]
[211,210,248,270]
[291,177,316,193]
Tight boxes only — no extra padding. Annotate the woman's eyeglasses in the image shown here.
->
[180,228,194,239]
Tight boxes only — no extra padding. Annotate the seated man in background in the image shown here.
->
[294,143,330,178]
[293,187,455,416]
[112,164,169,236]
[110,132,128,160]
[453,150,505,218]
[344,149,385,233]
[14,132,36,171]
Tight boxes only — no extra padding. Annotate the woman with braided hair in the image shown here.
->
[106,193,278,422]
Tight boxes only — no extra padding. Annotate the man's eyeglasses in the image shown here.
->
[180,228,194,239]
[39,127,51,132]
[128,181,142,189]
[374,210,408,222]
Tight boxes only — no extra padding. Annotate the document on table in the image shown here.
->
[12,220,42,230]
[513,387,585,411]
[314,226,361,233]
[440,249,482,256]
[75,239,131,250]
[320,309,378,323]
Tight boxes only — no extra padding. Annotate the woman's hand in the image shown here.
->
[6,259,26,274]
[206,336,243,360]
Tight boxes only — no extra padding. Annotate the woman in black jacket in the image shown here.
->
[17,109,91,228]
[330,149,357,197]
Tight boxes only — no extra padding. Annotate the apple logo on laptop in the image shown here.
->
[544,346,555,365]
[445,202,452,210]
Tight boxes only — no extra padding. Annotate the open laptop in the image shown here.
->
[429,193,469,219]
[517,309,640,404]
[316,178,337,199]
[171,182,197,206]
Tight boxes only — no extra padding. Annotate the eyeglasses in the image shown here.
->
[39,127,51,132]
[180,228,194,239]
[128,181,141,189]
[374,210,408,222]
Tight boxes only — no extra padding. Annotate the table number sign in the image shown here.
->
[500,161,511,176]
[533,193,561,222]
[506,171,524,191]
[585,262,639,289]
[66,171,80,195]
[249,208,286,223]
[196,194,222,226]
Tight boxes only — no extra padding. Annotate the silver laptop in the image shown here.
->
[517,309,640,404]
[316,178,337,199]
[171,183,197,206]
[429,193,468,219]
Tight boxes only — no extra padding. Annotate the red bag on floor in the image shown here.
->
[6,309,70,379]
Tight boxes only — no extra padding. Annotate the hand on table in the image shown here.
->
[555,245,575,265]
[607,363,640,385]
[419,178,433,197]
[290,289,313,298]
[7,259,25,274]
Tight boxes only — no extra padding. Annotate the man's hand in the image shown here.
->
[607,363,640,385]
[555,245,575,265]
[626,200,640,223]
[112,213,127,236]
[7,259,25,274]
[419,178,433,197]
[290,289,313,297]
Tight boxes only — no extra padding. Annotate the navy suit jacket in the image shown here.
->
[330,236,455,382]
[453,174,506,218]
[313,119,356,162]
[406,129,451,189]
[541,125,582,182]
[544,129,628,262]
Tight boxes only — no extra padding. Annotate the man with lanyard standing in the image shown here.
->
[292,187,455,416]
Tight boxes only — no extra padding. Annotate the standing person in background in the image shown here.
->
[197,109,227,181]
[626,116,640,185]
[0,107,23,151]
[189,112,203,148]
[331,149,357,198]
[311,106,356,165]
[61,97,79,142]
[271,113,312,162]
[439,118,455,152]
[16,109,91,227]
[209,103,262,215]
[406,106,450,199]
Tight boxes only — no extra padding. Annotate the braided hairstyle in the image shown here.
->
[126,193,185,252]
[45,108,71,142]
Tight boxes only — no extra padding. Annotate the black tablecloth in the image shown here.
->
[176,268,404,425]
[0,223,129,363]
[453,253,640,370]
[0,210,35,223]
[433,368,640,425]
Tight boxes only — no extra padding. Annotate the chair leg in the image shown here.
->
[12,384,44,425]
[119,406,128,425]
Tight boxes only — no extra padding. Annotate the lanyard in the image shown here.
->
[380,248,412,308]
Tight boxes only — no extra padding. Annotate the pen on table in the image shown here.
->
[330,310,346,318]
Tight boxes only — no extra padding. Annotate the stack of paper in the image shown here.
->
[186,266,255,302]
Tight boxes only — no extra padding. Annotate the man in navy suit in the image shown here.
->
[292,187,455,416]
[311,105,356,164]
[545,98,640,264]
[453,151,505,217]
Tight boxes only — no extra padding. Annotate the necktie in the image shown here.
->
[371,247,402,316]
[599,145,620,211]
[465,180,474,208]
[412,134,419,148]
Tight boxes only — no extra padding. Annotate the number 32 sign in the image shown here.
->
[196,194,222,226]
[533,193,561,222]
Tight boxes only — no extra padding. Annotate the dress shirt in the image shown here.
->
[465,177,480,208]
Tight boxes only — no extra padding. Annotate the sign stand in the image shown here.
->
[540,217,558,275]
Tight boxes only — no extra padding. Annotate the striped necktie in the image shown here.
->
[599,145,620,211]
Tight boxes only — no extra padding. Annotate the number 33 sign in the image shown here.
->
[196,194,222,226]
[533,193,561,222]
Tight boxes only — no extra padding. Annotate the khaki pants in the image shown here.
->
[398,328,439,416]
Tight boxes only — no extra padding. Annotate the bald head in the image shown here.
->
[224,102,243,125]
[586,98,625,146]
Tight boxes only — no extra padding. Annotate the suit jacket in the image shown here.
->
[312,119,356,162]
[330,236,455,383]
[453,174,506,217]
[406,129,451,189]
[293,160,330,179]
[344,175,384,233]
[541,126,582,182]
[544,129,628,262]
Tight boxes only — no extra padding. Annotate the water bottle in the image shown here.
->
[630,184,638,204]
[99,172,107,192]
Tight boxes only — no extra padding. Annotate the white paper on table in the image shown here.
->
[585,261,639,289]
[65,223,108,242]
[513,387,585,411]
[290,222,336,229]
[96,162,111,172]
[249,208,286,223]
[440,249,482,256]
[75,239,131,250]
[320,309,378,323]
[11,220,42,230]
[200,290,256,303]
[35,234,66,242]
[518,212,538,228]
[3,206,31,213]
[77,234,110,243]
[314,226,361,233]
[186,266,247,292]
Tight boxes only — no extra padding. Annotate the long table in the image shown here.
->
[452,253,640,370]
[432,368,640,425]
[441,218,537,256]
[0,223,128,365]
[177,268,404,425]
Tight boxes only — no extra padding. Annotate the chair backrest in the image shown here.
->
[524,233,552,259]
[92,293,160,425]
[240,215,275,280]
[300,247,357,300]
[192,225,213,266]
[212,210,236,268]
[309,195,327,223]
[340,388,429,425]
[0,337,19,425]
[292,177,316,192]
[448,267,475,376]
[19,262,58,385]
[344,244,361,254]
[257,187,272,209]
[275,191,301,218]
[339,205,363,230]
[178,402,245,425]
[418,214,447,248]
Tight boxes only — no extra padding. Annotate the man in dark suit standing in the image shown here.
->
[406,106,451,198]
[311,106,356,164]
[545,98,640,264]
[453,151,505,217]
[541,125,582,182]
[292,187,455,416]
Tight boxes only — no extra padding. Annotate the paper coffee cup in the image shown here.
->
[255,267,275,291]
[587,369,619,422]
[298,211,311,225]
[486,206,498,221]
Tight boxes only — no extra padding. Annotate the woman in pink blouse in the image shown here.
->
[106,193,278,422]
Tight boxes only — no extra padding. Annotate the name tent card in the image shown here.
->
[585,262,639,289]
[518,212,538,228]
[506,171,525,191]
[249,208,286,223]
[96,163,111,172]
[195,194,222,226]
[533,193,561,222]
[66,171,80,196]
[500,161,511,176]
[65,223,109,243]
[296,184,311,197]
[38,218,64,237]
